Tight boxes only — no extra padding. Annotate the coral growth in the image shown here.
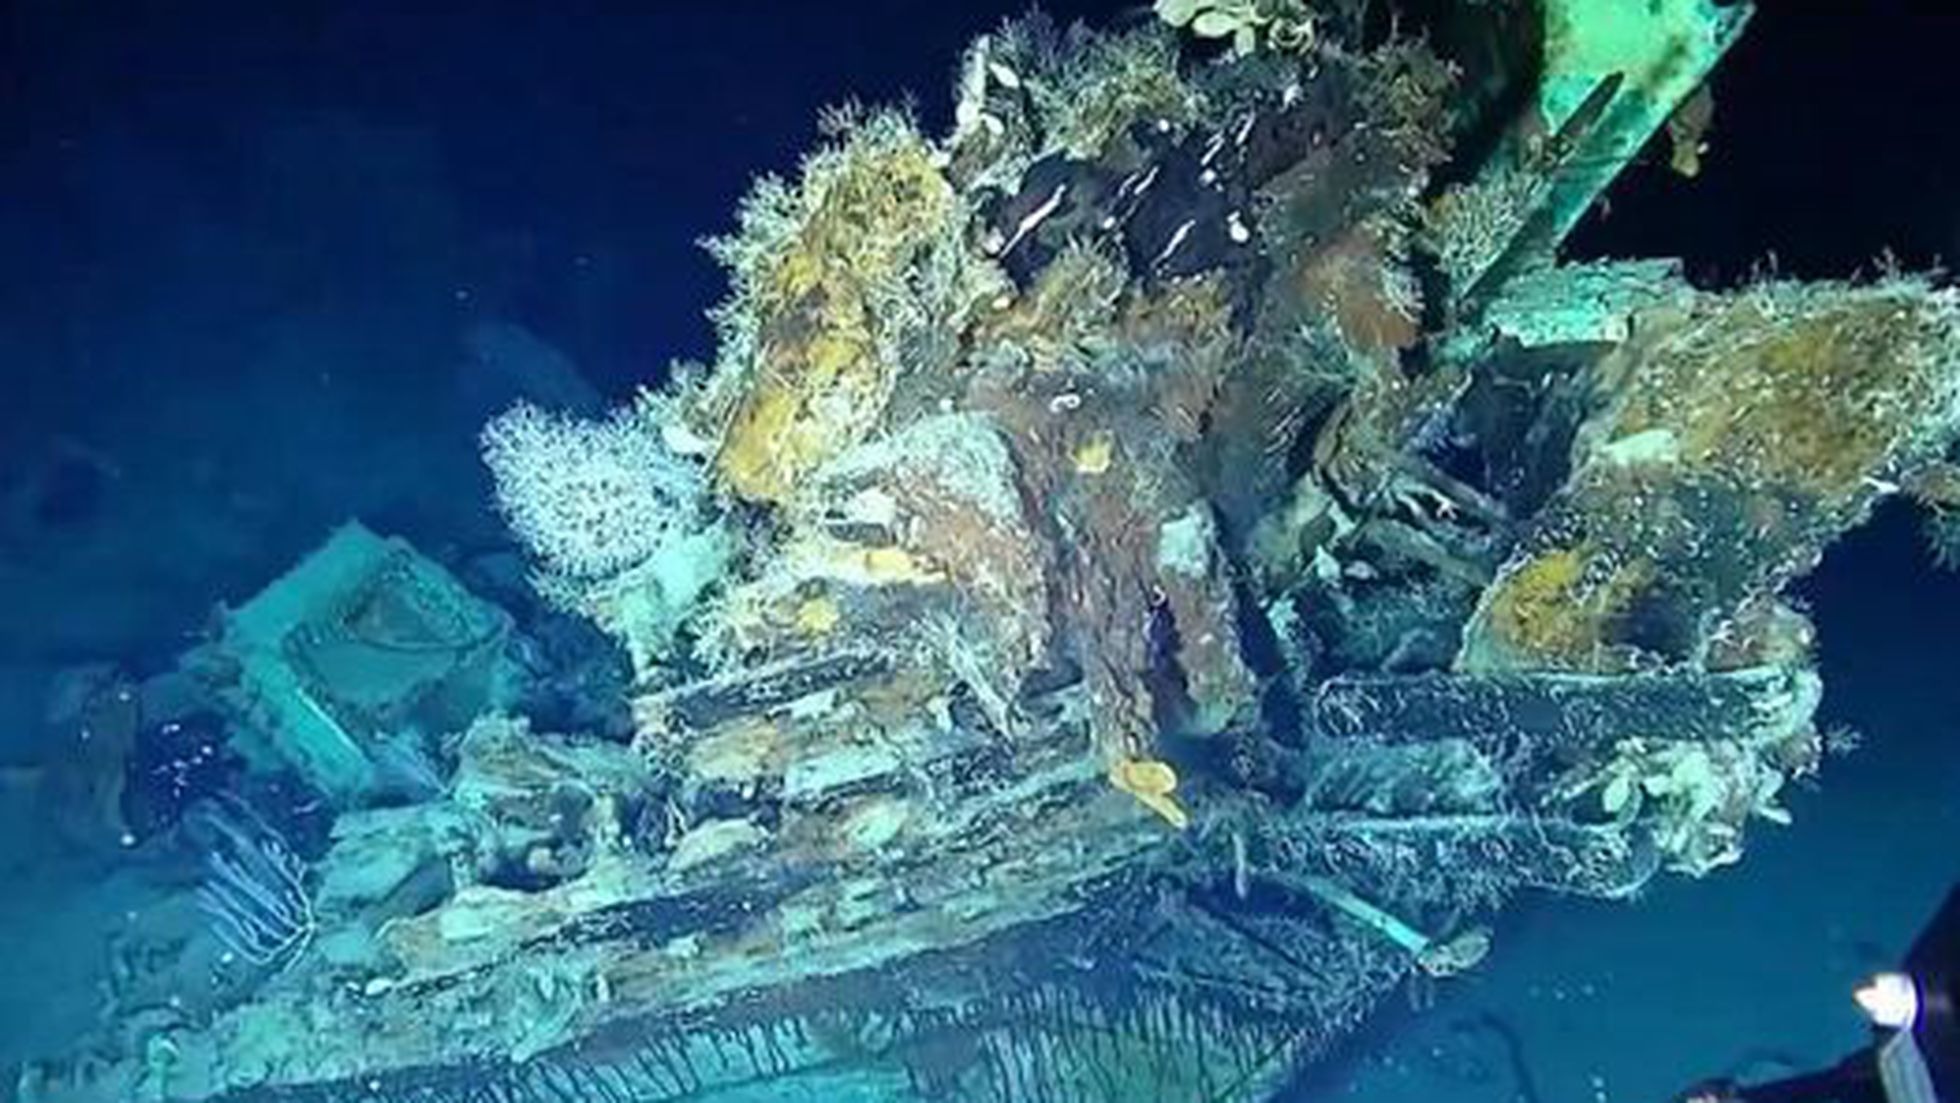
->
[705,110,998,505]
[480,400,709,581]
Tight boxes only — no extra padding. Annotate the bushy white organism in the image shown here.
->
[480,401,705,580]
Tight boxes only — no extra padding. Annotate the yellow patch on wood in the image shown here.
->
[1479,542,1652,670]
[1073,433,1115,475]
[713,126,961,504]
[793,596,841,636]
[858,545,945,583]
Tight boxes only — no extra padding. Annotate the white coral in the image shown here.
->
[480,401,705,580]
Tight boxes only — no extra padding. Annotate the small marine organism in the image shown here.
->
[1924,508,1960,570]
[183,795,315,972]
[1108,756,1190,830]
[1906,462,1960,570]
[1293,873,1493,978]
[1153,0,1317,56]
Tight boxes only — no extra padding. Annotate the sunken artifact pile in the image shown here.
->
[24,1,1960,1101]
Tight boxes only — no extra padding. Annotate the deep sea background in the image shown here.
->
[0,1,1956,1100]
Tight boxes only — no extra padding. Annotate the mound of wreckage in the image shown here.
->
[25,1,1960,1101]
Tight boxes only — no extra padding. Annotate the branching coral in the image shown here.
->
[480,400,709,581]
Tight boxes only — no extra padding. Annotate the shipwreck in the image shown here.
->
[23,1,1960,1101]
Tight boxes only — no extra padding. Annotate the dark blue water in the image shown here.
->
[1,3,1956,1100]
